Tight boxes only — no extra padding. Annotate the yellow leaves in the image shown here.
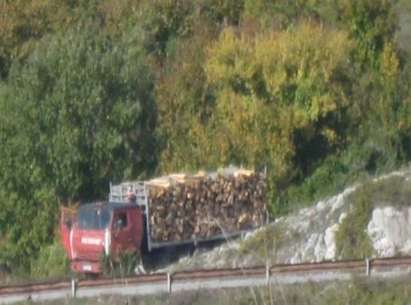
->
[310,94,337,121]
[207,22,352,124]
[206,28,255,87]
[380,42,400,86]
[202,22,354,183]
[256,23,351,102]
[322,128,338,144]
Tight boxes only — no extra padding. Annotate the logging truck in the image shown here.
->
[60,169,267,274]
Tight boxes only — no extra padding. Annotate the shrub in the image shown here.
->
[335,183,375,259]
[238,224,301,265]
[101,251,141,278]
[30,238,69,280]
[335,172,411,260]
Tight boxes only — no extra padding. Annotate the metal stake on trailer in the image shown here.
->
[143,182,152,252]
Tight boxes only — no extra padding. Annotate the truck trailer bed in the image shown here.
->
[109,169,267,251]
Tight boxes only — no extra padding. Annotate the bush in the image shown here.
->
[335,182,377,259]
[101,251,140,278]
[335,172,411,260]
[239,225,284,260]
[30,238,69,280]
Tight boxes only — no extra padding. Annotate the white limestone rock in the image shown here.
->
[367,206,411,257]
[324,224,339,260]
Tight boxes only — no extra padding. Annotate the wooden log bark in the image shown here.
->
[147,169,267,242]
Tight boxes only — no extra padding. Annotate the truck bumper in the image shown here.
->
[71,260,101,274]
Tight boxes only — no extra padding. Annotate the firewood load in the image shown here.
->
[146,168,267,242]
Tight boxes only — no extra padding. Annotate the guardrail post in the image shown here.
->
[71,278,77,298]
[266,264,270,285]
[365,258,370,276]
[167,272,172,294]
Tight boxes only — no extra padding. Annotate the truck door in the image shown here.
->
[111,209,136,255]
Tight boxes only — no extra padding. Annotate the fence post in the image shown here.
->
[167,272,172,294]
[365,258,370,276]
[266,263,270,285]
[71,278,77,298]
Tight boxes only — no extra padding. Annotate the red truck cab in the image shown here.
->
[61,202,144,274]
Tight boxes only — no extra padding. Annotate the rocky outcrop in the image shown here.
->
[158,169,411,273]
[367,207,411,257]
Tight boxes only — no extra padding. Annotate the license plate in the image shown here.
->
[82,264,92,271]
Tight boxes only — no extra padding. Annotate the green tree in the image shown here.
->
[339,0,397,68]
[197,0,245,26]
[136,0,195,58]
[155,23,218,172]
[0,25,156,270]
[205,24,353,207]
[243,0,329,29]
[0,0,84,79]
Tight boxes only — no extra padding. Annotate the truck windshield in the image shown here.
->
[77,206,111,230]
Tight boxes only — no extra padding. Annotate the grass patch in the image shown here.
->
[101,251,141,278]
[238,224,300,264]
[30,239,70,280]
[363,175,411,207]
[335,184,374,259]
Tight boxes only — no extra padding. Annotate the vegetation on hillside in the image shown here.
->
[335,173,411,259]
[0,0,410,277]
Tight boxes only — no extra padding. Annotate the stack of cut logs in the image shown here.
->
[147,168,267,242]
